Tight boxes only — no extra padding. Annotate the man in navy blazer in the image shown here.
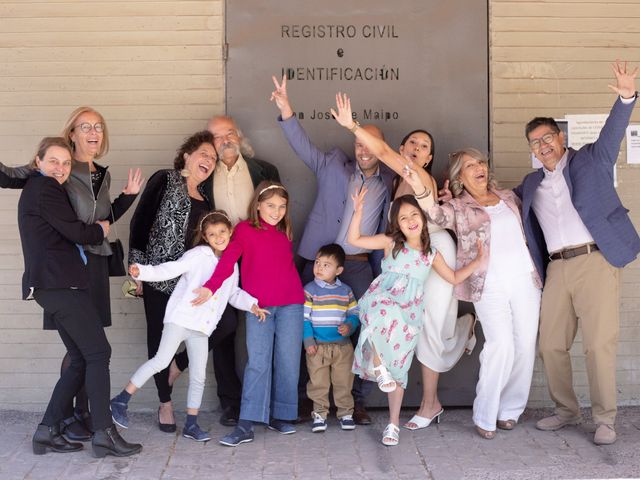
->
[271,75,396,425]
[514,61,640,445]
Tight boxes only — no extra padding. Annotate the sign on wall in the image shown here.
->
[226,0,488,406]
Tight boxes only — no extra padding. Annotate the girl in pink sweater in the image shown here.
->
[192,181,304,446]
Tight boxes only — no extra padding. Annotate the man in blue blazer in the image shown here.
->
[514,61,639,445]
[271,75,396,425]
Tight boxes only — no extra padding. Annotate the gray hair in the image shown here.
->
[235,126,255,159]
[448,147,497,197]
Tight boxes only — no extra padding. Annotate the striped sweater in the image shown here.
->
[303,278,359,348]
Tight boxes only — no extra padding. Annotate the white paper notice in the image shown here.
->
[626,125,640,164]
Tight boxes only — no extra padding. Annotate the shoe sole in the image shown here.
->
[92,445,142,458]
[33,442,83,455]
[183,433,211,442]
[341,425,356,431]
[111,415,129,430]
[219,437,253,447]
[311,426,327,433]
[267,425,296,435]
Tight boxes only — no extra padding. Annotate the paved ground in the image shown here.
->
[1,407,640,480]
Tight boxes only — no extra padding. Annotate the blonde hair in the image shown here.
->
[61,106,110,159]
[448,147,497,197]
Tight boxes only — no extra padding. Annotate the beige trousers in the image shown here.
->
[306,342,355,419]
[539,251,620,425]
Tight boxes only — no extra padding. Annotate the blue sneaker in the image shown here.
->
[311,412,327,433]
[219,426,254,447]
[110,399,129,429]
[267,419,296,435]
[182,423,211,442]
[340,415,356,430]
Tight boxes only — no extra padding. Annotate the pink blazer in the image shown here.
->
[427,188,542,302]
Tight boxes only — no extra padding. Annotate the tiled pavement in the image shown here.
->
[1,407,640,480]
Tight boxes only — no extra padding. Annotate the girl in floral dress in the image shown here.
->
[347,189,483,446]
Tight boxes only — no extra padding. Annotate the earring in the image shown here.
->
[180,169,190,178]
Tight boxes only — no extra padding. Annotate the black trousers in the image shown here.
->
[174,303,242,410]
[34,289,112,431]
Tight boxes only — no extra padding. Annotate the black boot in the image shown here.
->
[60,416,92,441]
[92,425,142,458]
[33,423,83,455]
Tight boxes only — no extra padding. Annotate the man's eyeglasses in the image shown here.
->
[74,122,105,133]
[528,132,558,150]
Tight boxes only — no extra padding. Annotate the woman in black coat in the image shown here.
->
[18,137,141,458]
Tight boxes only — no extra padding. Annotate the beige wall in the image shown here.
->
[0,0,639,412]
[0,0,225,410]
[491,0,640,407]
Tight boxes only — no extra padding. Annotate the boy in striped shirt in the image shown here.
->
[303,244,359,432]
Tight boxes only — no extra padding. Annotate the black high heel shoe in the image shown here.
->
[33,423,83,455]
[92,425,142,458]
[158,406,176,433]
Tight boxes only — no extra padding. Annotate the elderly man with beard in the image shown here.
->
[271,75,396,425]
[170,115,280,427]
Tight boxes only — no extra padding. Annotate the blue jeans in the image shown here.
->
[240,304,303,424]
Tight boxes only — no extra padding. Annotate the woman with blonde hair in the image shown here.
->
[0,106,143,440]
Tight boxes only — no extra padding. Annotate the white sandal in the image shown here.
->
[404,408,444,430]
[382,423,400,446]
[373,364,396,393]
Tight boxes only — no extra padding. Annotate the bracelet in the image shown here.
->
[414,188,431,200]
[622,91,639,100]
[349,120,360,133]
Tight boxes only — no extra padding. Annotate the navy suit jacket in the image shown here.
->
[514,98,640,283]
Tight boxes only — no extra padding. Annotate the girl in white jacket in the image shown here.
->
[110,211,268,442]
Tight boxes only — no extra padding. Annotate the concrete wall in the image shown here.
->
[0,0,639,411]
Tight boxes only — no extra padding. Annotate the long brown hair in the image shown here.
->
[386,195,431,259]
[191,210,233,248]
[248,180,293,240]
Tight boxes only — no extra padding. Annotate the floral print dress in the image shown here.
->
[353,243,435,388]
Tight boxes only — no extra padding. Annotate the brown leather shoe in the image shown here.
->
[535,414,581,431]
[353,404,371,425]
[593,424,616,445]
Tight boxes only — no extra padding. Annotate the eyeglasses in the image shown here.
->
[528,132,557,150]
[74,122,104,133]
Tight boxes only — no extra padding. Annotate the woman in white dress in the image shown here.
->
[332,97,475,429]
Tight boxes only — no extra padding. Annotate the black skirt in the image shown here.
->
[43,252,112,330]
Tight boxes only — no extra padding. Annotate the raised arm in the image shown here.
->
[270,74,295,120]
[347,187,392,251]
[0,162,30,189]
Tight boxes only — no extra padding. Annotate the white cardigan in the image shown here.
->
[135,245,257,336]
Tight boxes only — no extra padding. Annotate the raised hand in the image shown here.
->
[401,164,426,194]
[330,92,355,129]
[122,168,144,195]
[608,60,638,99]
[270,75,294,119]
[351,186,368,214]
[438,179,453,202]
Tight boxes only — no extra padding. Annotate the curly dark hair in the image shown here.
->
[386,195,431,259]
[173,130,215,170]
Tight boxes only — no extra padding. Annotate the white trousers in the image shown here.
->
[472,271,541,431]
[130,323,209,410]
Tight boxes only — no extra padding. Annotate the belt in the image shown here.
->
[549,243,599,261]
[344,253,370,262]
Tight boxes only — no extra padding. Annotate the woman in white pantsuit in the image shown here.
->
[408,147,542,439]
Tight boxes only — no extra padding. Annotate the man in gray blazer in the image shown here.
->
[514,60,639,445]
[271,76,396,425]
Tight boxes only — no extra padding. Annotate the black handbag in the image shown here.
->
[107,206,127,277]
[108,239,126,277]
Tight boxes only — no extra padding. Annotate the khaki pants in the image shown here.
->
[306,342,355,419]
[539,251,620,425]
